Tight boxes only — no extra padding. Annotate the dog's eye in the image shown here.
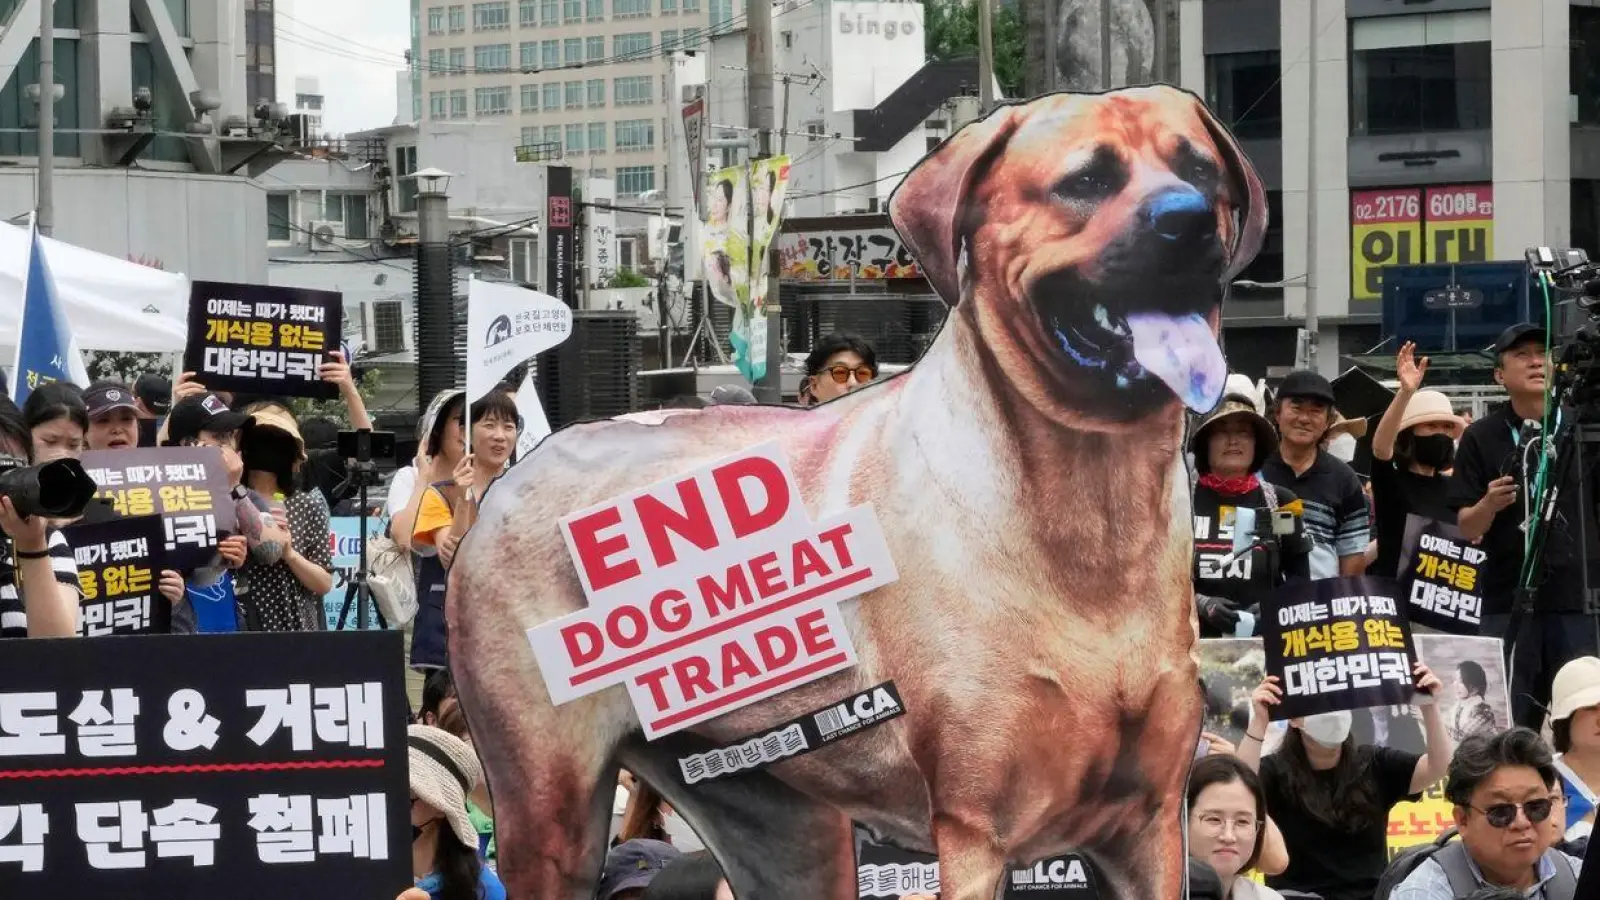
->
[1055,148,1126,202]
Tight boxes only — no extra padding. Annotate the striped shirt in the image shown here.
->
[0,530,82,638]
[1262,451,1370,580]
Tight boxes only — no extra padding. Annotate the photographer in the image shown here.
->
[0,396,80,638]
[1449,324,1600,729]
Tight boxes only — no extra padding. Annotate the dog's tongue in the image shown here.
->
[1126,311,1226,412]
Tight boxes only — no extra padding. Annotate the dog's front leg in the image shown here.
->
[930,811,1006,900]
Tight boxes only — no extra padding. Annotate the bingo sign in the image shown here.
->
[183,281,342,400]
[79,448,238,571]
[526,442,900,739]
[1397,515,1486,634]
[1350,184,1493,301]
[1262,576,1417,719]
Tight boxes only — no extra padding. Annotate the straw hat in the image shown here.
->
[1551,656,1600,721]
[1397,389,1465,440]
[407,724,482,849]
[1324,411,1368,441]
[245,404,307,461]
[1191,394,1277,474]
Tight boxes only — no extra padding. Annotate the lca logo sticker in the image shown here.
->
[1009,857,1091,892]
[677,682,905,785]
[814,682,902,742]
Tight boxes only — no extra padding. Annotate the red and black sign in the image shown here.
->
[545,165,575,306]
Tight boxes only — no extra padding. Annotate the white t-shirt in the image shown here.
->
[386,466,417,517]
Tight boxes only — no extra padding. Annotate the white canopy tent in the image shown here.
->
[0,221,190,354]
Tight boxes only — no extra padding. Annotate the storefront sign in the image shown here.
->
[777,227,924,281]
[1351,184,1493,301]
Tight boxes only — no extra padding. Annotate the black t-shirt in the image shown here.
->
[1260,744,1421,900]
[1192,482,1310,634]
[1446,404,1598,614]
[1260,452,1370,580]
[1370,458,1454,579]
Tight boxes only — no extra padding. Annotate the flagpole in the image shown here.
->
[8,218,36,398]
[37,0,55,237]
[464,274,474,461]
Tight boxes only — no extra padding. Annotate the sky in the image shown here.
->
[275,0,412,136]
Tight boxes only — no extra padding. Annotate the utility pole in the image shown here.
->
[1100,0,1112,89]
[1303,0,1319,373]
[37,0,54,236]
[978,0,995,111]
[749,0,782,404]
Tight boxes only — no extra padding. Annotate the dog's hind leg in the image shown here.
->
[1080,792,1186,900]
[619,737,858,900]
[927,813,1007,900]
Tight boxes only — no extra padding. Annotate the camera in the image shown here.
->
[336,429,395,463]
[0,455,99,521]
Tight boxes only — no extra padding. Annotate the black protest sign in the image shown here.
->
[61,515,170,637]
[1262,576,1417,720]
[1397,514,1486,634]
[79,449,238,571]
[677,682,904,785]
[184,281,341,399]
[0,631,409,899]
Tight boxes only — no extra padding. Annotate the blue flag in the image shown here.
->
[10,222,86,404]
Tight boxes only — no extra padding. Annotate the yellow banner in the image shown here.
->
[1423,185,1494,264]
[1388,783,1454,859]
[1350,189,1422,302]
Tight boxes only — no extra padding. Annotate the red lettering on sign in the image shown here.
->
[561,621,605,667]
[720,640,761,686]
[817,523,856,569]
[635,664,672,711]
[795,608,835,656]
[650,589,692,632]
[568,506,640,592]
[699,564,754,618]
[672,656,716,702]
[791,537,831,587]
[606,605,648,650]
[748,551,787,598]
[754,623,798,670]
[636,478,718,568]
[713,457,791,539]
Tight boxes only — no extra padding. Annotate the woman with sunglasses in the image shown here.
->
[799,332,877,407]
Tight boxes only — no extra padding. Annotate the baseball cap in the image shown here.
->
[1274,370,1336,405]
[134,373,172,413]
[164,393,250,446]
[83,383,140,420]
[597,839,681,899]
[1491,323,1547,357]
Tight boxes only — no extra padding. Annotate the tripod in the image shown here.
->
[336,430,388,631]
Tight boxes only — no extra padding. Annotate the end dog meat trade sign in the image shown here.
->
[527,442,898,738]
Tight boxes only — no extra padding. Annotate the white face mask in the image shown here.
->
[1327,432,1357,462]
[1300,711,1352,747]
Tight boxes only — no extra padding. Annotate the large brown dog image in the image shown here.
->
[450,85,1267,900]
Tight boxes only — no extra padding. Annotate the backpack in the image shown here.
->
[1374,827,1580,900]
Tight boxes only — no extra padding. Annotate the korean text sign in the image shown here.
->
[79,448,237,571]
[0,631,409,899]
[1262,576,1416,720]
[320,517,388,632]
[62,515,170,636]
[527,442,899,739]
[1397,515,1486,634]
[183,281,341,400]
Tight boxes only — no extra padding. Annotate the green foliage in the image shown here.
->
[925,0,1025,98]
[288,368,384,428]
[85,351,167,385]
[607,269,652,289]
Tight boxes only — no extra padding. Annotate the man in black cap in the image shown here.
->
[1448,323,1600,728]
[1261,369,1372,580]
[133,373,171,447]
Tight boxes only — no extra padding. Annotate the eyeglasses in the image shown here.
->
[1194,813,1258,835]
[1470,798,1555,828]
[823,364,875,385]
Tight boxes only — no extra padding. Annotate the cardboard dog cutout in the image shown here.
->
[450,84,1267,900]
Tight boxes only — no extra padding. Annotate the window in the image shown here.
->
[428,48,447,77]
[522,126,541,145]
[520,41,537,69]
[473,1,511,29]
[370,301,405,354]
[587,78,605,106]
[540,0,558,25]
[614,0,649,17]
[565,38,583,63]
[614,32,651,58]
[428,6,445,33]
[615,118,655,150]
[682,0,698,10]
[566,123,586,153]
[449,47,467,75]
[519,0,537,26]
[543,82,561,109]
[661,0,676,12]
[396,145,419,212]
[617,165,655,195]
[475,43,511,71]
[587,36,606,60]
[1575,7,1600,125]
[1238,191,1283,284]
[544,125,562,146]
[710,0,730,25]
[591,168,609,179]
[296,93,324,111]
[324,193,370,240]
[522,84,539,111]
[449,89,468,117]
[448,4,466,31]
[661,30,678,50]
[1349,15,1491,135]
[267,194,291,241]
[588,121,607,152]
[542,39,560,67]
[681,27,702,49]
[565,81,584,108]
[510,237,538,283]
[564,0,582,21]
[1205,51,1280,140]
[587,0,604,19]
[614,75,652,106]
[430,91,448,118]
[477,85,512,114]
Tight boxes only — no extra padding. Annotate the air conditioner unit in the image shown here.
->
[308,220,345,252]
[361,298,410,354]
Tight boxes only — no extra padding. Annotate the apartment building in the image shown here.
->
[417,0,744,200]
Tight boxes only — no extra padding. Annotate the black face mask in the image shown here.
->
[1410,433,1455,470]
[412,823,424,841]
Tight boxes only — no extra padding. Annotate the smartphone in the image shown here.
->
[337,429,397,462]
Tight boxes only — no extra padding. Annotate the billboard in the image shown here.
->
[1351,184,1493,302]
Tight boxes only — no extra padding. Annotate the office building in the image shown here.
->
[247,0,277,104]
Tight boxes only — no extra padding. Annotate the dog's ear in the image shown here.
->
[889,106,1020,305]
[1192,97,1270,284]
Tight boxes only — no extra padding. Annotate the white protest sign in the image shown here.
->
[526,441,898,739]
[465,278,573,405]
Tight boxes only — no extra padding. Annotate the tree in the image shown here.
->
[288,368,384,429]
[924,0,1025,99]
[607,269,652,289]
[86,351,168,386]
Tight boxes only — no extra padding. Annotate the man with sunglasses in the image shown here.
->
[1391,728,1581,899]
[800,332,877,406]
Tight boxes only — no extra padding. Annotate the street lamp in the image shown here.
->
[411,166,454,195]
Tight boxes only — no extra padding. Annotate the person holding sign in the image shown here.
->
[0,398,80,638]
[236,403,333,631]
[164,394,258,633]
[1237,662,1453,900]
[1371,343,1466,578]
[1449,324,1600,730]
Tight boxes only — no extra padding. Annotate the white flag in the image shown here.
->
[465,278,573,404]
[515,367,551,459]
